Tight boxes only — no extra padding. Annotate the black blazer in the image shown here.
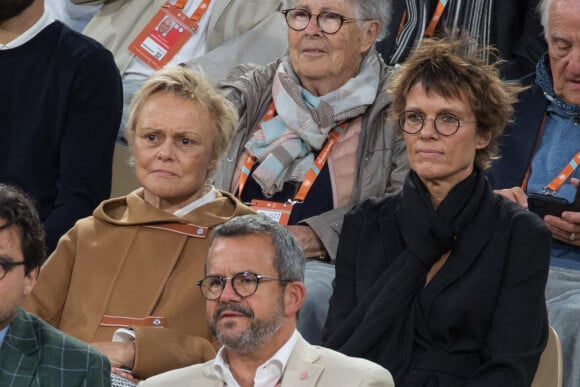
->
[486,73,548,189]
[325,185,552,386]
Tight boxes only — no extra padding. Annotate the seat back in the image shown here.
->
[111,143,140,198]
[531,325,563,387]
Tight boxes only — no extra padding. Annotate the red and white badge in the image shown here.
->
[128,0,210,70]
[251,199,294,226]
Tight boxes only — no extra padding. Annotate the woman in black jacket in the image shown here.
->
[323,38,552,386]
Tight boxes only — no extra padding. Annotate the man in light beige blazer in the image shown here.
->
[138,215,394,387]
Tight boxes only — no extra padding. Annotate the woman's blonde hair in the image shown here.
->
[126,65,238,173]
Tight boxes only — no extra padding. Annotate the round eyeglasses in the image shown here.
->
[281,8,372,35]
[197,271,290,301]
[399,111,477,137]
[0,260,26,280]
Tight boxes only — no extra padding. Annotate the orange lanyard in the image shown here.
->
[520,113,580,194]
[170,0,211,30]
[397,0,449,38]
[237,102,276,199]
[543,152,580,194]
[237,102,346,202]
[424,0,449,37]
[294,124,343,202]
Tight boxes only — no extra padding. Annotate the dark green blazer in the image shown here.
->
[0,308,111,386]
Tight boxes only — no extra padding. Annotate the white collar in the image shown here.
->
[0,10,54,50]
[210,330,300,387]
[173,186,217,217]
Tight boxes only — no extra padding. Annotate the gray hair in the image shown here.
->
[209,214,305,282]
[537,0,550,35]
[537,0,569,38]
[281,0,391,41]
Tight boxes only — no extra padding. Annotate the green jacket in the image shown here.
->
[0,308,111,386]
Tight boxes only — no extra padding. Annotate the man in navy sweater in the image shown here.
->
[0,0,122,252]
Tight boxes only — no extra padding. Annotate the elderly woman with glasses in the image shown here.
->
[212,0,408,345]
[323,38,553,386]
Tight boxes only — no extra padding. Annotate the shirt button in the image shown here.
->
[153,318,161,326]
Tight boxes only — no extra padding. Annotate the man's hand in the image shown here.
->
[543,178,580,246]
[286,224,327,259]
[544,211,580,246]
[494,186,528,208]
[91,341,135,370]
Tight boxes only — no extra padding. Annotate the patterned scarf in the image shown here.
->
[243,49,381,198]
[535,53,580,117]
[388,0,493,65]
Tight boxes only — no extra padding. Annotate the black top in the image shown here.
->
[0,21,122,252]
[324,170,552,386]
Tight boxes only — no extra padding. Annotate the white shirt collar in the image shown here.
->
[173,186,217,217]
[0,10,54,50]
[210,330,300,387]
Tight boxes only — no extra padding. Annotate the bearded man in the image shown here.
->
[138,214,394,387]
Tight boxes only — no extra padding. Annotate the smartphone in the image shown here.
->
[528,186,580,217]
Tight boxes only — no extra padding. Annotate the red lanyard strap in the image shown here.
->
[168,0,211,30]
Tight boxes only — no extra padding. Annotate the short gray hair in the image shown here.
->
[209,214,305,282]
[281,0,391,41]
[538,0,562,37]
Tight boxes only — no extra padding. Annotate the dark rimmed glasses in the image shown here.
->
[0,260,26,280]
[399,111,477,137]
[281,8,373,34]
[197,271,290,300]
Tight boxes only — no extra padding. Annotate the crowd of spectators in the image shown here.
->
[3,0,578,386]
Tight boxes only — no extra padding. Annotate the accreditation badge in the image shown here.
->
[128,3,194,70]
[250,199,294,226]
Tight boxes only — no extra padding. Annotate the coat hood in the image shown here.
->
[92,188,253,228]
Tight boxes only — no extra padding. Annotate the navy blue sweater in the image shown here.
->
[0,21,122,252]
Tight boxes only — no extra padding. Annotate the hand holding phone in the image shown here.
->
[528,186,580,218]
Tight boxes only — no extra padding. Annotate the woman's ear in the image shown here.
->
[359,20,380,53]
[476,129,492,149]
[284,281,306,317]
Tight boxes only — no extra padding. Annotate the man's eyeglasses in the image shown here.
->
[0,260,26,280]
[399,111,477,136]
[281,8,372,35]
[197,271,290,300]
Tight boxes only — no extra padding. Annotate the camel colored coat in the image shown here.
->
[22,189,254,379]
